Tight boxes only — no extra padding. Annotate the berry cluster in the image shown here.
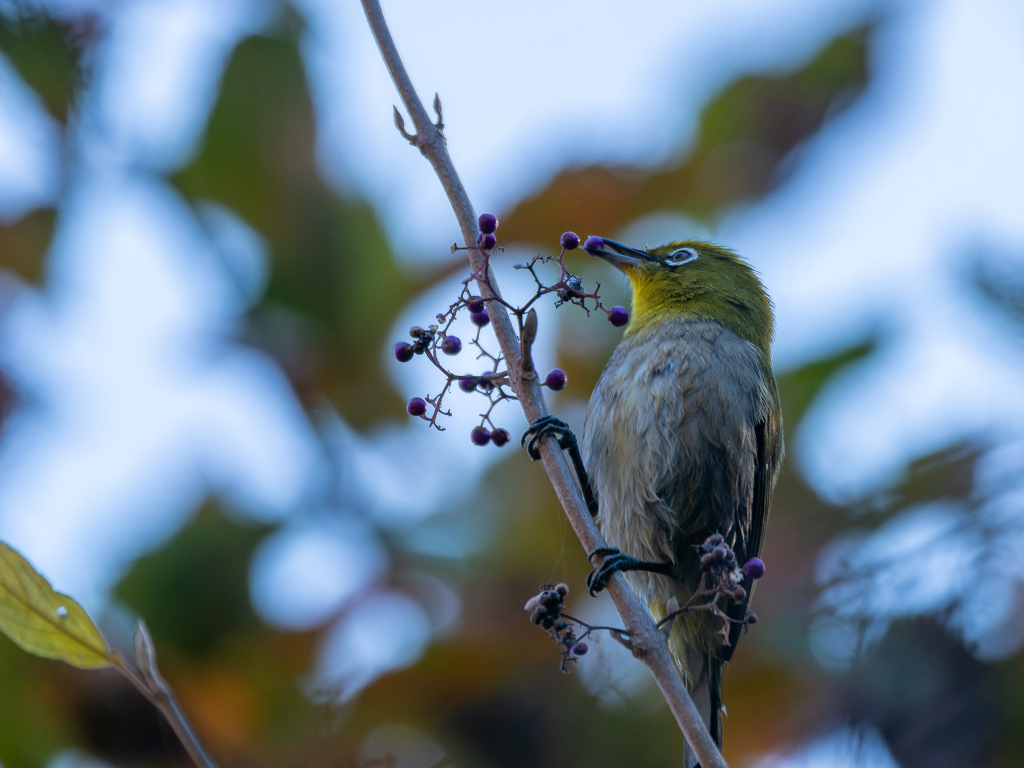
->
[525,583,590,673]
[525,230,630,328]
[394,215,630,445]
[649,533,767,641]
[695,533,747,601]
[393,316,514,445]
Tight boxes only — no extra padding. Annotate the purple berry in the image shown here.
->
[467,298,485,313]
[570,642,588,656]
[470,309,490,327]
[407,397,427,417]
[477,371,495,392]
[490,428,511,447]
[458,378,476,393]
[608,306,629,327]
[470,425,491,446]
[583,236,605,251]
[393,342,414,363]
[478,213,498,234]
[476,232,497,251]
[743,557,766,580]
[560,231,580,250]
[544,368,567,391]
[441,336,462,355]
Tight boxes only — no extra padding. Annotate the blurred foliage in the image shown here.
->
[0,208,55,284]
[0,7,87,123]
[501,26,872,246]
[174,19,432,429]
[971,246,1024,336]
[115,506,268,658]
[839,619,1000,768]
[0,5,1018,768]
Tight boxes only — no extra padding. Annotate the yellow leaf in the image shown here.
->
[0,541,110,669]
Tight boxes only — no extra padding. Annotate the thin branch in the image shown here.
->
[107,621,219,768]
[358,2,728,766]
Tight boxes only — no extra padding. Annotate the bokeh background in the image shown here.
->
[0,0,1023,766]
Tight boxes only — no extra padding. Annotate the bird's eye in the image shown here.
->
[665,248,699,266]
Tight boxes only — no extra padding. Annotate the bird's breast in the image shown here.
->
[581,317,769,598]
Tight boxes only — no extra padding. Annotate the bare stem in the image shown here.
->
[359,2,727,766]
[107,621,219,768]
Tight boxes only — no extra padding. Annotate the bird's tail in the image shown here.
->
[657,597,725,767]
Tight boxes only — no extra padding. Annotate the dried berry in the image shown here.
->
[544,368,567,391]
[747,611,758,624]
[470,309,490,327]
[477,371,495,392]
[560,231,580,250]
[478,213,498,234]
[409,326,425,338]
[471,426,491,446]
[407,397,427,417]
[458,377,476,393]
[583,236,605,251]
[554,583,569,596]
[609,306,629,327]
[476,232,497,251]
[490,427,511,447]
[558,274,584,302]
[466,298,485,313]
[393,342,415,363]
[540,591,561,608]
[743,557,766,580]
[706,533,725,546]
[441,336,462,355]
[570,642,588,656]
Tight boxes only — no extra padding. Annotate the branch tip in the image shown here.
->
[433,92,444,130]
[393,105,417,144]
[520,308,539,379]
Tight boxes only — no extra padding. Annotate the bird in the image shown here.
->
[524,236,783,768]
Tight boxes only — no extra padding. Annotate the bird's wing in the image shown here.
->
[722,372,782,662]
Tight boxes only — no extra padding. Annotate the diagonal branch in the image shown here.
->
[358,2,728,766]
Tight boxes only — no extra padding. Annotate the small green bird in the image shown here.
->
[526,237,783,767]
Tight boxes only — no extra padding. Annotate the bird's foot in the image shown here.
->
[521,415,578,461]
[586,548,675,596]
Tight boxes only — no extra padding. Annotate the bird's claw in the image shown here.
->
[586,548,637,596]
[521,415,578,461]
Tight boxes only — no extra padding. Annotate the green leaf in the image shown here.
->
[0,542,110,669]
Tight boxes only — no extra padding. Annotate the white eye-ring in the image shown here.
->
[665,247,699,266]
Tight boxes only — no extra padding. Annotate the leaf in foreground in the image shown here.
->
[0,541,110,669]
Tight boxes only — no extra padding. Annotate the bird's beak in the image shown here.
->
[581,237,653,271]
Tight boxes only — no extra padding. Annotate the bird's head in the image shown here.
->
[581,237,774,359]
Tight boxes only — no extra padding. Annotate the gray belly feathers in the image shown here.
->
[582,317,770,611]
